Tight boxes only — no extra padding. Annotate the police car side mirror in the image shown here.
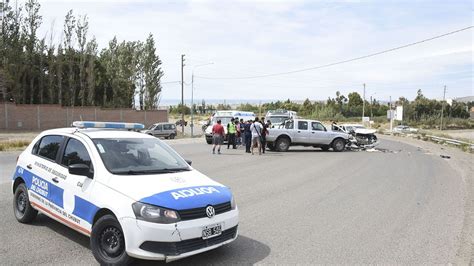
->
[69,164,93,179]
[185,159,192,166]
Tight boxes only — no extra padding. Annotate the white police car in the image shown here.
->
[12,121,238,264]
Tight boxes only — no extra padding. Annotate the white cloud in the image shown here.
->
[32,0,473,102]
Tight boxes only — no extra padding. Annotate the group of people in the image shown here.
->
[211,117,272,155]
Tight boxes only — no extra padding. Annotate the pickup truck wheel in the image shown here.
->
[169,134,175,139]
[276,138,290,152]
[332,138,345,152]
[321,145,329,151]
[206,138,212,144]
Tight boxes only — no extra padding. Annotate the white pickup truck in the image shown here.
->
[266,119,350,152]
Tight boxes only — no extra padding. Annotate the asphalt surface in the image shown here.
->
[0,137,472,264]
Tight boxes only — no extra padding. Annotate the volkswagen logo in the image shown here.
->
[206,206,215,218]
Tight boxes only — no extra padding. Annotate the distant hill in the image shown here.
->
[454,96,474,103]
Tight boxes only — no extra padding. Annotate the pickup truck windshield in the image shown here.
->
[92,138,190,175]
[268,116,288,124]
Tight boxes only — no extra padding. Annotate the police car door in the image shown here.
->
[25,135,66,216]
[56,137,97,235]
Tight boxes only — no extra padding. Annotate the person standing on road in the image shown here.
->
[260,119,268,154]
[251,117,263,155]
[227,118,237,149]
[243,120,252,153]
[238,119,245,147]
[212,120,225,154]
[235,119,241,146]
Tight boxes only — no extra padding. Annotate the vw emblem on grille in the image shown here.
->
[206,206,215,218]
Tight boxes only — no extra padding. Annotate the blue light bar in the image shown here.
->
[72,121,145,130]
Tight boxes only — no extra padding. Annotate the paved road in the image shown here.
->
[0,138,471,264]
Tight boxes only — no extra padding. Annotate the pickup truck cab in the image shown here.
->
[266,119,349,152]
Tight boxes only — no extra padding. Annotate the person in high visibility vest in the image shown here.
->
[227,118,237,149]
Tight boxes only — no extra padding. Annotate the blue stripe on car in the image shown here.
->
[72,196,100,224]
[140,185,232,210]
[13,166,99,224]
[13,166,64,208]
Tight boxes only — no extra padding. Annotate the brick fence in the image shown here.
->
[0,103,168,131]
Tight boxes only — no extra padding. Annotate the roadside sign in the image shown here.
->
[395,106,403,121]
[387,110,395,119]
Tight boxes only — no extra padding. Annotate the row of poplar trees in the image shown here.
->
[0,0,163,109]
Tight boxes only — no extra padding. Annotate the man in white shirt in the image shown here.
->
[250,117,263,155]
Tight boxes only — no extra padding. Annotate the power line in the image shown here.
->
[195,26,473,80]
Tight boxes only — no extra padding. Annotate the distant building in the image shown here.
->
[471,107,474,120]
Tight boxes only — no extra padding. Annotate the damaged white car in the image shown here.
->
[332,123,379,150]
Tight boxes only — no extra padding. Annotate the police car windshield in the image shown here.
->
[92,138,190,175]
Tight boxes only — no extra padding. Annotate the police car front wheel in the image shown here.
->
[13,183,38,223]
[91,214,132,265]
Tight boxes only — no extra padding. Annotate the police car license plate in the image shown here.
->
[202,224,222,239]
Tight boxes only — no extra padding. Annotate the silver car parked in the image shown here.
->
[143,122,177,139]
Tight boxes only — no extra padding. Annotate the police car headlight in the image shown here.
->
[132,202,180,224]
[230,195,236,210]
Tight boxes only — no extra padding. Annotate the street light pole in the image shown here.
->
[191,62,213,137]
[362,83,366,123]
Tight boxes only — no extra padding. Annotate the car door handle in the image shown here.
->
[297,131,301,133]
[52,177,59,183]
[26,164,32,169]
[312,132,315,134]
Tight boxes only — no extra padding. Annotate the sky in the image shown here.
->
[29,0,474,104]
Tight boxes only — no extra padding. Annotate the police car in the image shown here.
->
[12,121,238,264]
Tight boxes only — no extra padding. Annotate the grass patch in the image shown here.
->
[0,140,31,151]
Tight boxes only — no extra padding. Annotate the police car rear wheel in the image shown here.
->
[91,214,132,265]
[13,183,38,223]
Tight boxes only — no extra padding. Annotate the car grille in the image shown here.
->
[139,225,238,256]
[178,201,232,221]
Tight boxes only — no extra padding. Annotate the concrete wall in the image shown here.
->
[0,103,168,131]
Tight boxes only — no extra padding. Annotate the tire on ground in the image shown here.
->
[275,137,290,152]
[90,214,132,265]
[332,138,346,152]
[13,182,38,223]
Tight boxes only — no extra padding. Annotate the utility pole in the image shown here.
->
[362,83,366,123]
[181,54,185,134]
[370,96,373,120]
[389,96,393,133]
[440,85,446,130]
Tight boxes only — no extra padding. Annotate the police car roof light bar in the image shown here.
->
[72,121,145,130]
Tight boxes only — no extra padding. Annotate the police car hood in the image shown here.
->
[105,170,232,210]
